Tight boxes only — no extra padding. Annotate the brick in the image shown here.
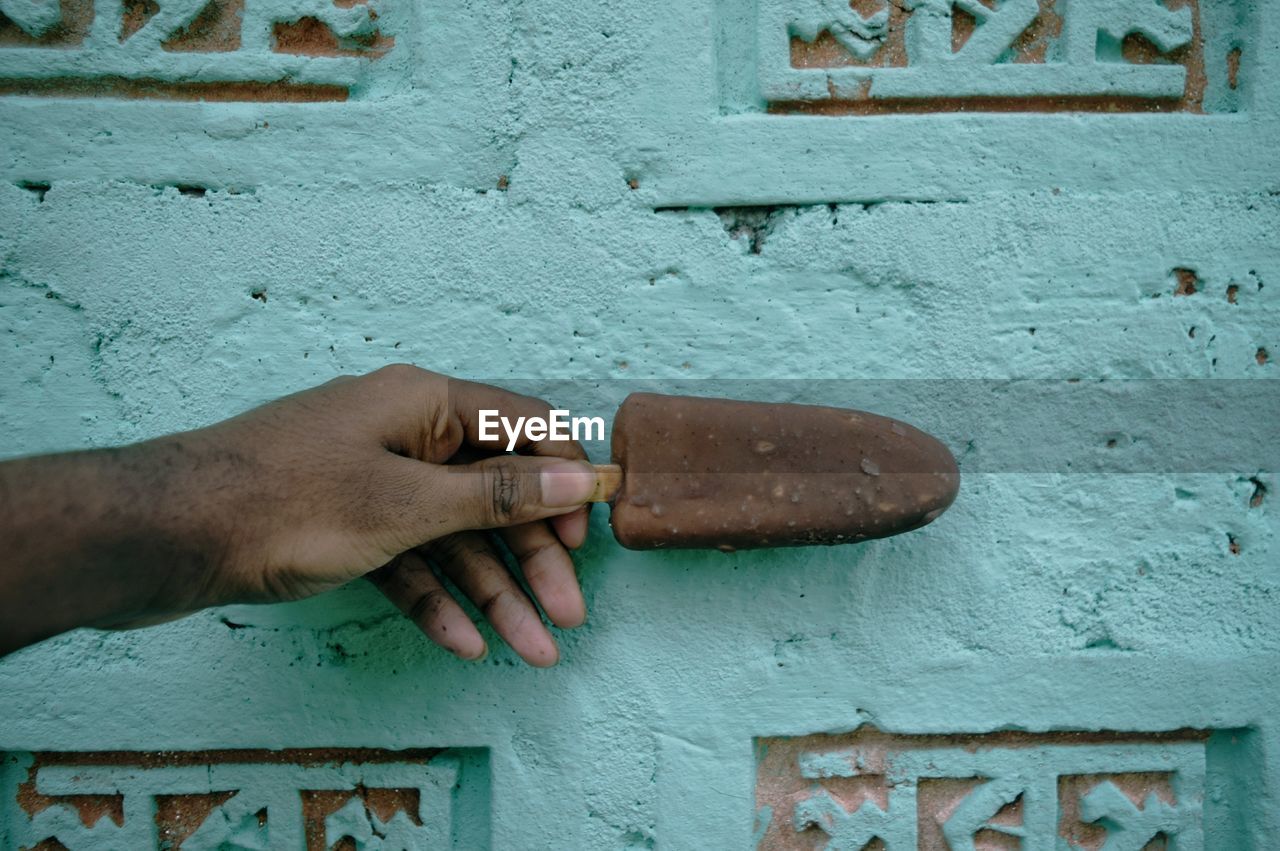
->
[0,0,394,100]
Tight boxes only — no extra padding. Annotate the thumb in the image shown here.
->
[395,455,599,541]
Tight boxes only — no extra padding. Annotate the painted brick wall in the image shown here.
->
[1,0,1278,847]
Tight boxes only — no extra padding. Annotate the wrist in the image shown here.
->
[113,433,250,614]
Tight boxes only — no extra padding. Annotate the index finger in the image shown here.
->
[448,377,591,462]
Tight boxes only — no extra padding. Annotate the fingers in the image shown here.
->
[359,365,590,463]
[427,532,559,667]
[447,377,591,462]
[378,453,598,548]
[355,367,598,549]
[369,552,487,661]
[370,530,586,666]
[499,522,586,628]
[549,506,591,550]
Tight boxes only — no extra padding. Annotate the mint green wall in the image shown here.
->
[1,0,1278,847]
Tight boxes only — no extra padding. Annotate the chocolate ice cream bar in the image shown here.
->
[597,393,958,550]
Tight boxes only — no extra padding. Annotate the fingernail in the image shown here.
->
[465,643,489,663]
[540,461,598,508]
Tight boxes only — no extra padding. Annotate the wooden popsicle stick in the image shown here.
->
[589,464,623,503]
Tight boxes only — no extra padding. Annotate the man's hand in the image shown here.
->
[0,366,599,664]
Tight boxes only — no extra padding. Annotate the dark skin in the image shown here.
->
[0,365,601,664]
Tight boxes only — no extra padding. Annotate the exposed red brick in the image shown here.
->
[1227,46,1241,89]
[790,1,908,71]
[755,729,1206,850]
[16,761,124,829]
[917,778,1022,850]
[1059,773,1175,850]
[302,787,421,851]
[0,77,349,101]
[951,7,977,54]
[848,0,884,19]
[26,830,70,850]
[1120,0,1205,113]
[952,0,1000,53]
[771,94,1189,116]
[154,792,238,848]
[1173,268,1198,296]
[119,0,158,42]
[163,0,242,53]
[780,0,1206,115]
[272,15,392,58]
[0,0,93,47]
[1010,0,1064,65]
[273,16,339,55]
[18,750,448,849]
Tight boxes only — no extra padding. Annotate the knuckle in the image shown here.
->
[510,537,560,565]
[408,587,452,624]
[489,384,549,417]
[431,533,494,567]
[431,534,470,564]
[484,461,524,525]
[374,362,424,386]
[479,587,517,621]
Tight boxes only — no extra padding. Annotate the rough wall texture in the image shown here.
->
[1,0,1278,848]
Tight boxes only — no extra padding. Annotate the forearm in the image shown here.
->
[0,437,234,655]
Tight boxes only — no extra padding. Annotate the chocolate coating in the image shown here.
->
[608,393,959,550]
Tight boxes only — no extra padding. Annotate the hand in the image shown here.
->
[0,365,601,662]
[193,365,599,666]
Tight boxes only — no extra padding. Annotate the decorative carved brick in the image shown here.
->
[0,747,489,849]
[755,727,1208,849]
[752,0,1247,113]
[0,0,398,100]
